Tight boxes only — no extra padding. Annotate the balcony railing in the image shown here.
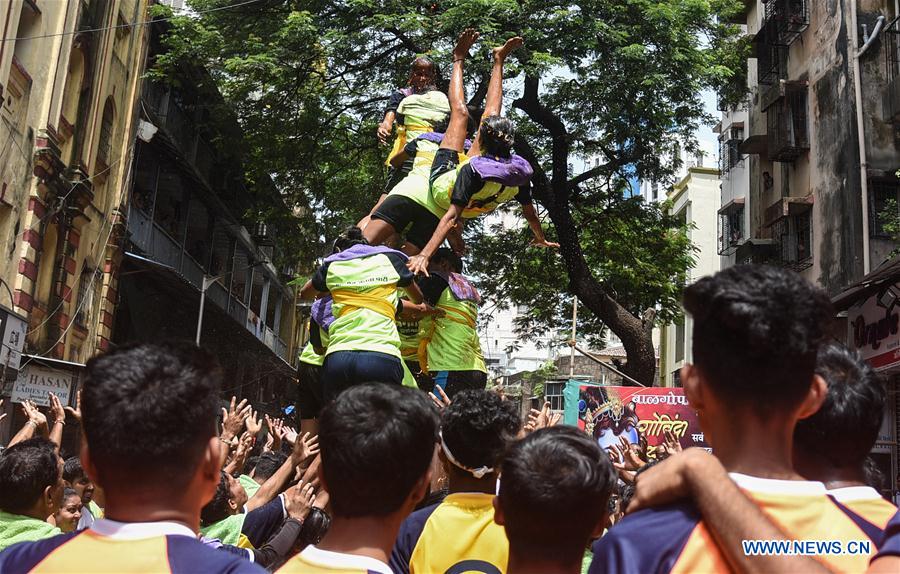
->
[767,82,809,163]
[128,207,290,362]
[765,0,809,46]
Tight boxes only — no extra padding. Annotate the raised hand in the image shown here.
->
[246,408,262,436]
[282,424,298,446]
[452,28,480,61]
[285,481,317,520]
[429,385,451,410]
[22,400,48,429]
[292,432,320,466]
[48,393,65,425]
[663,429,683,455]
[220,396,251,441]
[618,435,646,471]
[64,390,82,424]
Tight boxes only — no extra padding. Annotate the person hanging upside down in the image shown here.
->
[406,30,558,275]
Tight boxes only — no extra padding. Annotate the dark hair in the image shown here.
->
[62,487,80,502]
[82,342,221,491]
[253,451,287,481]
[431,115,450,135]
[318,384,438,518]
[480,115,516,158]
[411,56,436,72]
[63,456,85,483]
[332,226,368,253]
[441,389,519,472]
[682,265,833,413]
[431,247,463,274]
[499,427,615,562]
[298,507,332,546]
[794,343,885,468]
[201,471,232,526]
[0,438,60,514]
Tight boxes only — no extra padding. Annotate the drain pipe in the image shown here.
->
[852,4,886,275]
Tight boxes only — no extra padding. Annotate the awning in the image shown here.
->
[832,256,900,310]
[718,197,745,215]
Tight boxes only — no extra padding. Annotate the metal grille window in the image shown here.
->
[765,0,810,46]
[718,127,744,174]
[767,83,809,162]
[718,203,745,255]
[771,210,812,271]
[755,22,788,86]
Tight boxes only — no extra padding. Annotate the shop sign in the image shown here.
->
[0,307,27,372]
[11,365,74,406]
[848,290,900,371]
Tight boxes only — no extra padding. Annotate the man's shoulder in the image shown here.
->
[400,502,442,539]
[0,531,82,572]
[590,502,702,574]
[165,535,265,573]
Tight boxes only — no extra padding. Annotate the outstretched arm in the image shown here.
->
[407,205,464,276]
[469,37,523,158]
[378,110,397,145]
[629,449,833,574]
[522,204,559,248]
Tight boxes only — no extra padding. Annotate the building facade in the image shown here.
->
[659,167,722,387]
[716,0,900,499]
[0,0,151,444]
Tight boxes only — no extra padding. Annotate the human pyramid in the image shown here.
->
[3,28,900,574]
[296,29,558,428]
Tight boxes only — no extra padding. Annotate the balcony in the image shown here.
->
[766,82,809,163]
[765,196,814,271]
[127,207,290,362]
[719,137,743,175]
[753,20,788,86]
[736,238,777,265]
[718,198,745,256]
[764,0,809,46]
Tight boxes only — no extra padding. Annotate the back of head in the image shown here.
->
[201,471,231,526]
[0,437,60,514]
[794,342,884,469]
[253,451,288,481]
[682,265,833,414]
[431,247,463,274]
[332,226,368,253]
[82,342,221,492]
[480,115,516,158]
[318,384,438,518]
[499,427,615,562]
[441,389,519,475]
[63,456,84,483]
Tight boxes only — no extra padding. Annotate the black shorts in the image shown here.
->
[371,195,440,249]
[297,362,325,420]
[405,361,435,393]
[430,148,461,185]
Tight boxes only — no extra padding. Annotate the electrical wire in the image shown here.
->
[2,0,266,43]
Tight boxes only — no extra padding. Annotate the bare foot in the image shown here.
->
[453,28,480,60]
[493,36,524,62]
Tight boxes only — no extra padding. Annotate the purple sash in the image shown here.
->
[417,132,473,151]
[311,296,335,332]
[469,154,533,187]
[324,243,408,263]
[434,271,481,304]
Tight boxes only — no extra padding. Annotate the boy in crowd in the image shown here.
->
[391,389,519,573]
[496,426,616,574]
[0,342,264,573]
[0,438,63,551]
[278,384,438,574]
[62,456,102,529]
[591,265,876,573]
[793,342,897,534]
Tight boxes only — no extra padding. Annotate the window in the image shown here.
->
[718,127,744,174]
[674,320,685,363]
[544,381,564,412]
[75,266,98,328]
[718,202,745,255]
[97,98,115,168]
[767,83,809,162]
[772,210,812,270]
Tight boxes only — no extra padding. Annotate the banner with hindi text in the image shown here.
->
[565,383,710,457]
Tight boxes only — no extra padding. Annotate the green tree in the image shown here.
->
[151,0,742,384]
